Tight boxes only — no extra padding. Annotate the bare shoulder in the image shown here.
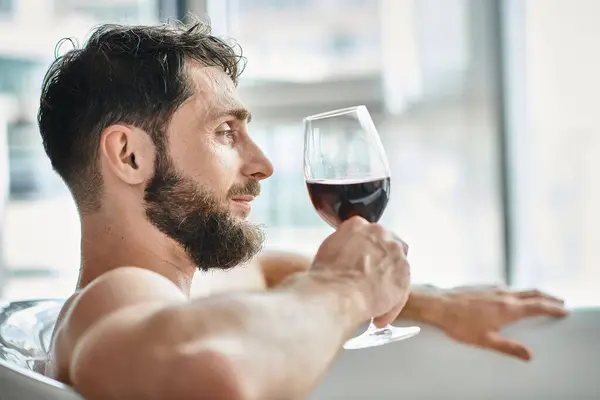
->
[47,267,186,382]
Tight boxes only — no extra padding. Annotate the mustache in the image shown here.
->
[228,180,261,198]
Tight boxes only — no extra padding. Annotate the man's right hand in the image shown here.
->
[311,216,411,328]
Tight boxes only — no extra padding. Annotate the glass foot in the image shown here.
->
[343,323,420,350]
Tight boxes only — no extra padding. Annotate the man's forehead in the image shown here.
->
[186,63,244,117]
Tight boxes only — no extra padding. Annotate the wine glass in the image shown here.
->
[303,105,420,350]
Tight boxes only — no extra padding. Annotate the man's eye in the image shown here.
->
[218,130,237,141]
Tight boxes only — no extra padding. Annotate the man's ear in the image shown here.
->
[99,124,155,185]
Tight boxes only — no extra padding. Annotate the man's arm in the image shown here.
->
[66,267,367,400]
[256,250,568,361]
[257,250,440,320]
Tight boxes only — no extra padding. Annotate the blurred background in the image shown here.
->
[0,0,597,307]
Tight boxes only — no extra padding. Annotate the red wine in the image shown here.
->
[306,177,391,228]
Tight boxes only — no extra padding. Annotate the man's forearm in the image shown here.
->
[152,273,366,399]
[398,284,446,326]
[257,251,445,325]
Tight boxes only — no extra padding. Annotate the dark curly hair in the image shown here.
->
[38,17,246,213]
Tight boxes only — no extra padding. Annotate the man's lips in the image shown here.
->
[231,195,255,203]
[231,196,255,213]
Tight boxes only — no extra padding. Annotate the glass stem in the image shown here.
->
[367,318,379,331]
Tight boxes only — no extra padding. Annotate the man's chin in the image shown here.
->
[232,214,251,222]
[228,211,251,221]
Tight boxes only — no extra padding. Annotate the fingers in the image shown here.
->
[335,217,410,322]
[372,301,405,328]
[372,313,393,328]
[520,299,569,318]
[342,218,409,254]
[513,289,569,318]
[451,284,506,293]
[515,289,565,305]
[371,225,409,255]
[341,215,369,230]
[372,281,410,328]
[483,332,532,361]
[390,232,409,255]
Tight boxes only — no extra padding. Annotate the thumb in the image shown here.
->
[372,302,404,328]
[483,332,532,361]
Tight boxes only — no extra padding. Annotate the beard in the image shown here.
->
[143,153,264,271]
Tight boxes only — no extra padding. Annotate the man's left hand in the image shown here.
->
[425,286,569,361]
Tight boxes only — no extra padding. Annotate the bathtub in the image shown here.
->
[1,299,599,399]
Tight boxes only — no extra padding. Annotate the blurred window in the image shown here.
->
[0,0,161,300]
[1,0,598,308]
[215,0,505,286]
[0,0,12,15]
[507,0,600,307]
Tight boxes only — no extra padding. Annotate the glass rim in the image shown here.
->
[303,105,367,122]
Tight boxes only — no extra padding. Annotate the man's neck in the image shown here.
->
[78,211,197,296]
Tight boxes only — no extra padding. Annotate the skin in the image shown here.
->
[251,251,569,361]
[46,63,413,400]
[45,61,568,399]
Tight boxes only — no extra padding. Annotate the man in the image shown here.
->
[39,19,566,400]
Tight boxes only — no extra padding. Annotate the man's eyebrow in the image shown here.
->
[218,108,252,123]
